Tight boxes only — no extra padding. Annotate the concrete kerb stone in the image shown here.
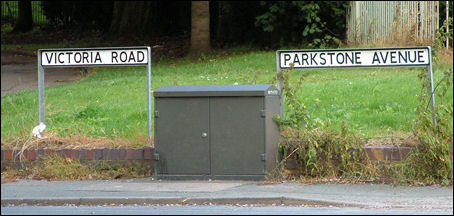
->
[0,197,367,207]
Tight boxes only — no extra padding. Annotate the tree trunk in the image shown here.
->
[13,1,33,32]
[109,1,152,38]
[189,1,210,56]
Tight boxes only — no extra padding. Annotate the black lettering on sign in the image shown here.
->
[327,53,335,65]
[120,52,127,62]
[336,53,344,64]
[128,52,136,62]
[137,51,145,62]
[320,53,326,65]
[372,52,380,64]
[408,51,416,63]
[417,51,424,63]
[379,52,389,63]
[94,52,102,63]
[301,54,309,65]
[294,54,301,65]
[345,52,354,64]
[83,52,89,63]
[390,51,397,63]
[66,52,73,63]
[310,53,317,65]
[284,54,291,66]
[112,52,118,63]
[355,52,361,64]
[58,53,64,63]
[45,53,53,64]
[74,52,81,63]
[398,51,407,63]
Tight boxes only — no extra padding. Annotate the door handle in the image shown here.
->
[202,132,208,138]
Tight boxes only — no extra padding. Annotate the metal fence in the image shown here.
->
[347,1,439,45]
[1,1,48,25]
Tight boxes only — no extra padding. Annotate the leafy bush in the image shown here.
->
[255,1,349,48]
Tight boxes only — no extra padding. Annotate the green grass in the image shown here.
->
[1,49,453,143]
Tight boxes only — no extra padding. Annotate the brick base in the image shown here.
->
[1,148,154,171]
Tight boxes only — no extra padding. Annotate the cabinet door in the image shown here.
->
[155,97,210,174]
[210,97,265,175]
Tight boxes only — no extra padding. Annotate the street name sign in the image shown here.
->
[278,47,430,69]
[276,46,436,126]
[37,46,153,140]
[40,47,149,67]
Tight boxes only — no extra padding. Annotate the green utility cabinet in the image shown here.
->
[153,84,280,180]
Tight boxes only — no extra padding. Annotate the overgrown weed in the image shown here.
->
[267,60,453,186]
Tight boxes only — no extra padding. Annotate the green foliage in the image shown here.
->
[433,17,453,52]
[273,65,371,181]
[399,67,453,185]
[255,1,348,48]
[272,61,453,185]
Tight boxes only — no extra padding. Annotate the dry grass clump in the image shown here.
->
[2,154,151,181]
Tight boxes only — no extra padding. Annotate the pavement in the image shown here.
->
[1,178,452,214]
[1,50,82,97]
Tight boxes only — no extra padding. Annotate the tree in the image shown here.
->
[13,1,33,32]
[109,1,152,38]
[189,1,210,56]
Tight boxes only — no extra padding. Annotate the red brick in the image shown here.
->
[45,149,54,156]
[144,148,152,160]
[86,149,94,160]
[71,149,79,160]
[5,150,12,161]
[126,149,136,160]
[27,149,37,161]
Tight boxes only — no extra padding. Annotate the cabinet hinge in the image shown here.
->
[153,153,160,161]
[261,154,266,161]
[260,110,266,117]
[154,110,159,118]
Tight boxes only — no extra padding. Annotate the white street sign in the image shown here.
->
[41,48,149,67]
[278,47,430,69]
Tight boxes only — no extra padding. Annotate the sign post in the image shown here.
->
[37,46,154,140]
[276,46,436,126]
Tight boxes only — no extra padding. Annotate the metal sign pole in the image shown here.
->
[276,51,284,119]
[427,46,437,127]
[147,47,153,141]
[38,50,45,124]
[36,46,152,139]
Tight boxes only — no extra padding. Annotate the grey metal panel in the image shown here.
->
[264,95,281,173]
[210,97,265,175]
[155,97,210,175]
[154,84,278,97]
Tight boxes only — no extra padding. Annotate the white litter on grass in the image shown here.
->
[32,122,46,138]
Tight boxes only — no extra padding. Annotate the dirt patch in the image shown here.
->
[364,134,420,147]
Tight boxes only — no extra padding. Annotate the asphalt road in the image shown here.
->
[2,204,450,215]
